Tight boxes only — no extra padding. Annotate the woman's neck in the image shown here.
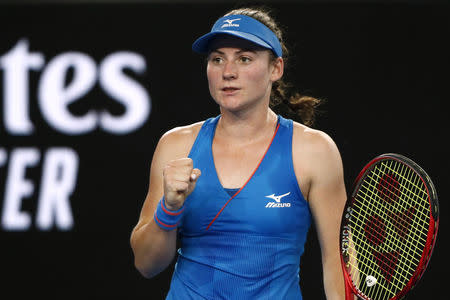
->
[216,107,278,144]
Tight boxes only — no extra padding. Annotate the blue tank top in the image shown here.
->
[165,115,312,300]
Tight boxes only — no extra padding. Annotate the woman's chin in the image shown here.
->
[215,98,243,111]
[220,102,246,113]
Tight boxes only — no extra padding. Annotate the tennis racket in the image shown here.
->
[340,153,439,300]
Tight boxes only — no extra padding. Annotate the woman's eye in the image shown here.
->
[211,57,223,64]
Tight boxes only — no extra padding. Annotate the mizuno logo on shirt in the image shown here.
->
[265,192,291,208]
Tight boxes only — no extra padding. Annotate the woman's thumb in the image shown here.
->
[190,168,201,181]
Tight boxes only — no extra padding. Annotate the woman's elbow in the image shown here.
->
[134,258,158,279]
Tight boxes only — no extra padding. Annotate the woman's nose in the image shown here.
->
[222,61,237,80]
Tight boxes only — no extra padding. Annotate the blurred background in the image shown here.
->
[0,0,448,299]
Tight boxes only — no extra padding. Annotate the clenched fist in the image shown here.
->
[163,158,201,210]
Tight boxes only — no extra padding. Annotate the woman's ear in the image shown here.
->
[270,57,284,82]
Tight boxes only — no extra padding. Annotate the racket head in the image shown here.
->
[340,153,439,300]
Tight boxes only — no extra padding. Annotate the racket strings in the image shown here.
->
[356,188,427,245]
[347,215,419,285]
[346,260,396,298]
[367,161,430,237]
[351,206,422,268]
[359,165,429,240]
[347,227,414,297]
[368,166,429,218]
[355,207,426,271]
[388,206,416,241]
[353,164,428,298]
[357,184,428,247]
[346,238,408,292]
[355,169,429,256]
[346,160,431,300]
[365,164,431,246]
[346,228,421,291]
[351,202,423,265]
[375,164,428,200]
[362,161,428,267]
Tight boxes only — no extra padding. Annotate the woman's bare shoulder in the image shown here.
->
[157,121,205,158]
[292,121,341,165]
[162,121,204,142]
[292,121,335,148]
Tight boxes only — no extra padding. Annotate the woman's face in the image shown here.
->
[206,36,283,113]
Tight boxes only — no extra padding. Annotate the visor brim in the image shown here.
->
[192,30,273,54]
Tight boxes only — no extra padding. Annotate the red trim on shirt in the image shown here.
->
[206,122,281,230]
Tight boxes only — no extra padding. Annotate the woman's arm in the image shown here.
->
[293,126,347,299]
[130,124,201,278]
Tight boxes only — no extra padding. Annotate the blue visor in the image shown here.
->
[192,14,282,58]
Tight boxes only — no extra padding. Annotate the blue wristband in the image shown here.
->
[154,197,184,231]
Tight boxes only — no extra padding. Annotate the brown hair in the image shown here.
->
[224,6,321,127]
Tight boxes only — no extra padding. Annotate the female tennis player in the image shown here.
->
[131,6,346,299]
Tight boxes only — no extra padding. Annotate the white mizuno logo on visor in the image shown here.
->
[221,18,241,28]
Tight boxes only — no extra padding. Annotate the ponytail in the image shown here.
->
[271,80,321,127]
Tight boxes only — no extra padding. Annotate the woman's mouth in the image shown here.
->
[222,87,240,95]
